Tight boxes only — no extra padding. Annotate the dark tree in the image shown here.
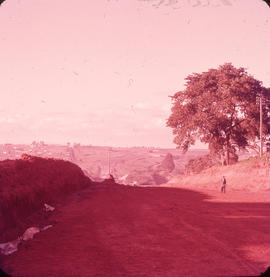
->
[262,0,270,8]
[167,63,270,165]
[0,0,6,6]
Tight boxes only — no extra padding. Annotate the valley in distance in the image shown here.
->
[0,141,210,186]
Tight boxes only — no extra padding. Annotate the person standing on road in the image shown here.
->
[221,176,226,193]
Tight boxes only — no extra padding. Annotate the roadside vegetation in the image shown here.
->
[166,63,270,191]
[169,152,270,192]
[167,63,270,166]
[0,154,91,241]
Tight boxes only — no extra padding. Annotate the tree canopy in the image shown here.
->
[167,63,270,165]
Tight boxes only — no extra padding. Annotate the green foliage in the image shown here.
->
[167,63,270,165]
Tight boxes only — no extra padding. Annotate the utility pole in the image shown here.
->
[108,148,111,175]
[260,94,263,158]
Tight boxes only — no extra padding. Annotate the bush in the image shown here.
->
[185,154,219,174]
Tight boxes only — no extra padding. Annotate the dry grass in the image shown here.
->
[166,153,270,192]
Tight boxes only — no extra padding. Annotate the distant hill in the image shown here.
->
[67,146,209,185]
[0,143,211,185]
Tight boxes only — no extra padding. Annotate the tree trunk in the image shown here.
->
[225,137,230,166]
[221,154,225,166]
[226,148,230,166]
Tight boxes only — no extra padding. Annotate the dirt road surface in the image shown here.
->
[1,184,270,277]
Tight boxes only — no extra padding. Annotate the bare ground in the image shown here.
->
[1,183,270,277]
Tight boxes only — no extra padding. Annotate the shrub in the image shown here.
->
[185,154,219,174]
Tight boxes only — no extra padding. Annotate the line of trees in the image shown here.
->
[167,63,270,165]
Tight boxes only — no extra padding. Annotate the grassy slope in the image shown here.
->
[166,153,270,192]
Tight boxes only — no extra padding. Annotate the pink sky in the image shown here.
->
[0,0,269,147]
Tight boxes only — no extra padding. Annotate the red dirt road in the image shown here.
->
[1,184,270,277]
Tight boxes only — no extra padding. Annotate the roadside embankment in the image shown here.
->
[0,154,92,241]
[165,153,270,192]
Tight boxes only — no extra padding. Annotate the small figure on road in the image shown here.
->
[103,173,116,185]
[221,176,226,193]
[107,174,115,182]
